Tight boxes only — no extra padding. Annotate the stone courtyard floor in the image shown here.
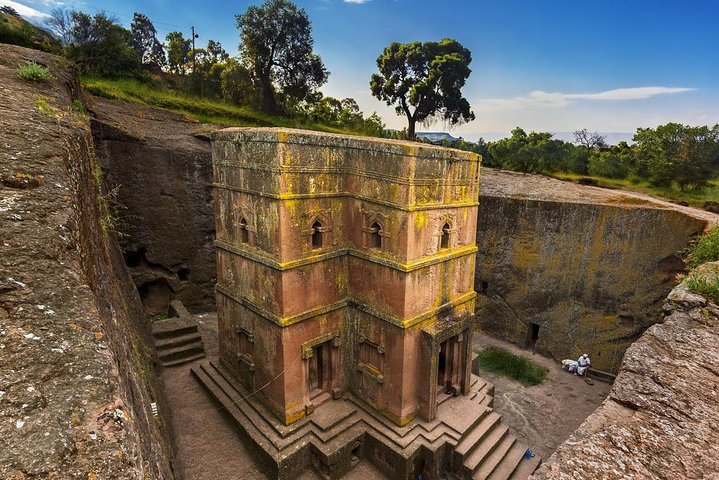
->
[159,313,610,478]
[472,333,611,459]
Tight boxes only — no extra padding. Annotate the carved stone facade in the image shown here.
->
[211,128,480,426]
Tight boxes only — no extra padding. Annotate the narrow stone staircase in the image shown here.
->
[152,300,205,367]
[451,379,541,480]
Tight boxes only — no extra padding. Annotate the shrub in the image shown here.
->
[687,225,719,268]
[17,61,55,82]
[476,346,548,386]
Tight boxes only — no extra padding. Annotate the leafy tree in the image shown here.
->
[588,151,630,179]
[45,7,74,45]
[370,38,474,139]
[67,12,141,78]
[362,112,386,137]
[166,31,191,75]
[130,13,166,72]
[206,40,229,63]
[235,0,329,114]
[633,123,719,189]
[221,58,259,106]
[489,128,573,173]
[187,40,231,97]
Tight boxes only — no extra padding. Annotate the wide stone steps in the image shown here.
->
[196,361,462,456]
[193,360,540,480]
[152,314,205,367]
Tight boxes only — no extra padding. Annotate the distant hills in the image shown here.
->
[416,132,463,143]
[418,131,634,145]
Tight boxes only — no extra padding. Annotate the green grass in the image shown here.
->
[17,61,55,82]
[34,95,57,116]
[551,172,719,209]
[687,225,719,268]
[81,76,360,135]
[476,346,548,386]
[686,274,719,304]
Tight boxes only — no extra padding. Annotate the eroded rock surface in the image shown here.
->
[90,97,215,313]
[533,265,719,479]
[476,169,718,372]
[0,44,172,479]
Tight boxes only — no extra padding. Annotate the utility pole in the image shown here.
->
[191,26,198,74]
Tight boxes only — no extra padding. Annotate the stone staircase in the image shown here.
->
[448,376,539,480]
[151,300,205,367]
[192,360,540,480]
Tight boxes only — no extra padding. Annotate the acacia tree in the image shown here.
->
[235,0,328,114]
[574,128,607,152]
[370,38,474,139]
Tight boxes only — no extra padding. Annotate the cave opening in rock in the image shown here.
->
[526,322,540,349]
[124,247,146,268]
[177,268,191,282]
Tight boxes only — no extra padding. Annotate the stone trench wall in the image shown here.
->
[90,99,216,315]
[532,263,719,479]
[0,45,173,479]
[474,192,709,373]
[88,97,717,375]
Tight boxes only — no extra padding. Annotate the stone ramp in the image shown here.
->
[192,360,540,480]
[152,300,205,367]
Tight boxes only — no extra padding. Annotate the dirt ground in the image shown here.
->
[159,313,609,479]
[472,333,611,459]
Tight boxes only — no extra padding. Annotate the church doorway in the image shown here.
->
[437,335,463,397]
[308,340,332,400]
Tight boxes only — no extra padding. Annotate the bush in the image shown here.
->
[687,225,719,268]
[685,274,719,304]
[476,346,547,386]
[17,61,55,82]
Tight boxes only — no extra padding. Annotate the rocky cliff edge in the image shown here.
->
[532,263,719,479]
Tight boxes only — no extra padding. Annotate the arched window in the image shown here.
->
[440,222,450,249]
[311,220,323,249]
[239,217,249,244]
[369,222,382,249]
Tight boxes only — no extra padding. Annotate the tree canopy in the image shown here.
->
[165,31,191,75]
[130,13,166,72]
[370,38,475,139]
[66,12,140,78]
[235,0,328,114]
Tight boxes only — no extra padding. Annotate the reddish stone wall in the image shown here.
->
[211,128,480,426]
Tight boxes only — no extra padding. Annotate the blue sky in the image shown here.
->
[5,0,719,141]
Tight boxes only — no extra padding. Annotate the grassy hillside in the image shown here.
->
[82,77,361,135]
[551,172,719,209]
[0,11,61,53]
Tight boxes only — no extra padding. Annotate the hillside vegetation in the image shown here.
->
[0,10,60,53]
[83,76,359,134]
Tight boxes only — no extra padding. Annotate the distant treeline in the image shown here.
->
[434,125,719,191]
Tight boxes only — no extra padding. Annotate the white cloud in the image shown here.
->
[344,0,370,4]
[479,86,695,112]
[0,0,50,19]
